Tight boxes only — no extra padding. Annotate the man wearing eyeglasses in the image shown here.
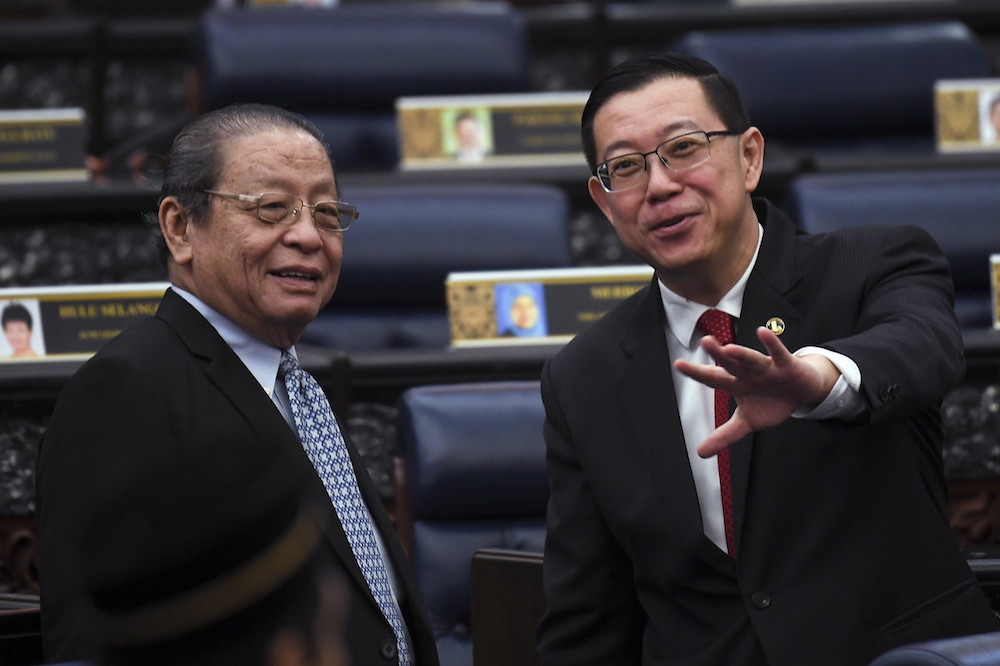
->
[36,103,439,666]
[536,54,999,666]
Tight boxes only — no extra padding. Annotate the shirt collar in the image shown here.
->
[658,222,763,348]
[170,286,287,396]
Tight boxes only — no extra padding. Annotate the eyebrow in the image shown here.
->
[600,121,702,162]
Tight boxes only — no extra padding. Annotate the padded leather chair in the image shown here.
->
[868,631,1000,665]
[395,381,548,666]
[299,183,574,352]
[785,169,1000,329]
[197,2,530,171]
[669,22,991,166]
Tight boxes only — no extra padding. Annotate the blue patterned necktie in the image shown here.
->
[279,350,411,665]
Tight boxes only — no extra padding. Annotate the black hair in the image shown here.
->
[581,53,751,172]
[2,302,32,331]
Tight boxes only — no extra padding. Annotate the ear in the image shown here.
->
[587,175,616,227]
[159,196,194,266]
[741,127,765,194]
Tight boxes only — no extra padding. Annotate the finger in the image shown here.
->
[696,413,752,458]
[674,359,731,389]
[755,326,794,365]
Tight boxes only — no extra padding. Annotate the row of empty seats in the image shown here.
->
[196,6,995,171]
[192,5,1000,349]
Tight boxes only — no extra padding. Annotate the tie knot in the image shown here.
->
[696,309,734,345]
[278,350,300,380]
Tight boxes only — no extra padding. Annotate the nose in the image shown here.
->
[284,205,325,249]
[644,155,682,194]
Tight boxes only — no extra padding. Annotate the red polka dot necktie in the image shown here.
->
[695,309,737,558]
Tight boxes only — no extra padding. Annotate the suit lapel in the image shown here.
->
[155,290,377,600]
[729,201,806,546]
[617,283,714,555]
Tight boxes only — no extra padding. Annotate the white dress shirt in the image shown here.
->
[656,225,864,553]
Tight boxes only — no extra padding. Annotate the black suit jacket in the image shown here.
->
[536,200,1000,666]
[36,288,439,666]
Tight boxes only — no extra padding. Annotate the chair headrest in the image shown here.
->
[786,169,1000,293]
[199,3,530,112]
[329,183,573,308]
[397,381,548,519]
[670,22,989,140]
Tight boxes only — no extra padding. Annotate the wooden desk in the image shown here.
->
[471,548,544,666]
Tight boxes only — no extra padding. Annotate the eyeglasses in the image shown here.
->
[203,190,359,232]
[595,130,740,193]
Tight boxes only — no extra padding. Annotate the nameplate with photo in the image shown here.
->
[0,283,167,362]
[397,91,590,170]
[935,79,1000,152]
[446,266,654,348]
[0,108,88,183]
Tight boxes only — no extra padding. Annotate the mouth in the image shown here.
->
[272,268,322,283]
[650,213,690,232]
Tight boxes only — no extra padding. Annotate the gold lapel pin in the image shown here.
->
[765,317,785,335]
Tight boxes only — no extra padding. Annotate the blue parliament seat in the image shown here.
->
[869,631,1000,665]
[668,22,991,166]
[197,2,530,171]
[785,169,1000,330]
[299,183,574,352]
[394,381,548,666]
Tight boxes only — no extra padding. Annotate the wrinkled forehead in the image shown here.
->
[219,129,335,191]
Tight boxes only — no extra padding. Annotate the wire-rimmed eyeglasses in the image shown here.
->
[595,130,740,193]
[203,190,359,232]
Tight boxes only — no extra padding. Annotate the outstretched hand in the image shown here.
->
[674,326,840,459]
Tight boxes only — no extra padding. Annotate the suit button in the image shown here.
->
[879,384,901,402]
[379,639,397,660]
[751,591,771,609]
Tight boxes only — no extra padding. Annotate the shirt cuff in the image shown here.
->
[791,346,865,420]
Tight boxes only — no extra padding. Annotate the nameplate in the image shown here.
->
[0,108,88,183]
[935,79,1000,152]
[446,266,653,348]
[992,255,1000,330]
[397,92,589,169]
[0,283,167,361]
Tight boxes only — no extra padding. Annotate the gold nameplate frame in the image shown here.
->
[0,282,167,362]
[0,108,88,183]
[935,78,1000,152]
[447,266,654,348]
[397,91,589,170]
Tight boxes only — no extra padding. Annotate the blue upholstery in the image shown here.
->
[785,169,1000,329]
[395,381,548,666]
[300,183,573,351]
[669,22,991,160]
[198,3,529,170]
[869,631,1000,665]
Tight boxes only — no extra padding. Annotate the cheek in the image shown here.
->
[325,239,345,270]
[605,194,643,230]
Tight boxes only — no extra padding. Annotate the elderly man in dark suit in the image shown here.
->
[535,53,1000,666]
[36,103,439,666]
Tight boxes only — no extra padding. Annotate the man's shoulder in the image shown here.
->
[69,312,189,385]
[549,282,652,367]
[801,220,937,249]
